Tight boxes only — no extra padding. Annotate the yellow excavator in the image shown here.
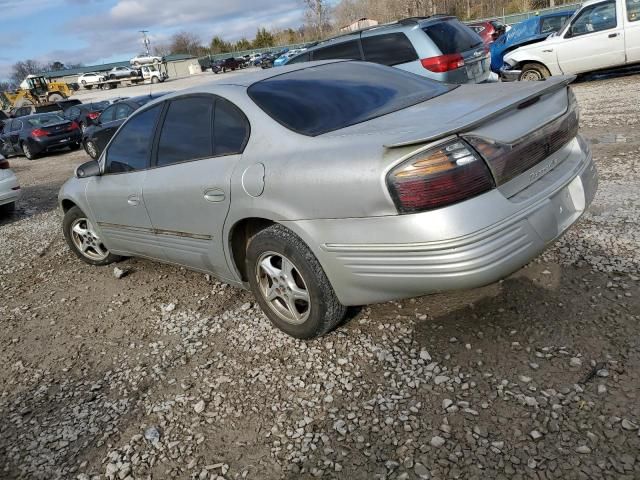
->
[0,75,74,115]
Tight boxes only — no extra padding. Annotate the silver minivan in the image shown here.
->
[288,16,491,83]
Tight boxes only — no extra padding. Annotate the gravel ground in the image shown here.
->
[0,73,639,480]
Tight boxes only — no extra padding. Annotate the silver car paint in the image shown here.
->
[59,62,596,306]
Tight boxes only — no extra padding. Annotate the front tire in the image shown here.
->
[519,63,550,81]
[63,206,121,266]
[246,224,346,339]
[0,202,16,215]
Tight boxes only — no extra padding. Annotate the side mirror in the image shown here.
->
[75,159,101,178]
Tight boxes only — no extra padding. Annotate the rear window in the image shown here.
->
[312,40,362,61]
[247,62,453,136]
[361,33,419,66]
[423,19,483,54]
[27,114,64,127]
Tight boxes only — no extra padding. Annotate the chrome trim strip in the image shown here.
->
[97,222,212,241]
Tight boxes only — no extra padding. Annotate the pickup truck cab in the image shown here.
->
[503,0,640,80]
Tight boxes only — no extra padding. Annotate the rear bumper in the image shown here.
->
[30,132,81,153]
[284,136,597,306]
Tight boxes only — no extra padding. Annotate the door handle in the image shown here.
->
[608,33,618,38]
[542,48,554,52]
[127,194,140,206]
[203,188,225,202]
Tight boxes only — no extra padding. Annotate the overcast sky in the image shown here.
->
[0,0,317,80]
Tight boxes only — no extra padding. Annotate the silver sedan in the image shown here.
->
[58,61,597,338]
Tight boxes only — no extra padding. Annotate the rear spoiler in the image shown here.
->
[384,75,576,149]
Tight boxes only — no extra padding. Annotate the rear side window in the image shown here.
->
[361,33,418,66]
[100,106,115,122]
[312,40,362,61]
[248,62,453,136]
[423,19,483,54]
[214,98,250,156]
[106,105,161,173]
[157,96,214,166]
[115,104,133,120]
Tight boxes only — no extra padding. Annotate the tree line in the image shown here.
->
[3,0,576,89]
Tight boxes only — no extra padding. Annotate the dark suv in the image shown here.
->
[221,58,242,72]
[288,15,490,84]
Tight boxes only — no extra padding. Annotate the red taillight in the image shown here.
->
[0,158,9,169]
[87,112,100,120]
[31,128,48,137]
[387,140,494,213]
[421,53,465,73]
[69,121,80,131]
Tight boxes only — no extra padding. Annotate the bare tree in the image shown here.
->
[303,0,331,40]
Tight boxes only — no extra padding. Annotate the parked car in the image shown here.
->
[490,10,575,73]
[221,58,243,72]
[62,102,112,130]
[0,113,81,160]
[287,16,490,83]
[59,61,597,339]
[108,66,139,80]
[0,154,20,215]
[199,57,222,73]
[259,53,279,69]
[468,20,507,44]
[274,49,307,67]
[78,72,106,88]
[130,54,163,66]
[502,0,638,80]
[82,93,171,159]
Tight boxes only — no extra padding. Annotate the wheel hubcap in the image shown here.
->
[521,70,542,81]
[70,218,109,261]
[256,252,310,325]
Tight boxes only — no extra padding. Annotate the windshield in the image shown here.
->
[27,114,65,127]
[248,62,454,136]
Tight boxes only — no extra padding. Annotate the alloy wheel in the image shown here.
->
[256,251,311,325]
[85,141,98,158]
[70,217,109,261]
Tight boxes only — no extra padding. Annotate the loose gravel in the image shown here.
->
[0,73,639,480]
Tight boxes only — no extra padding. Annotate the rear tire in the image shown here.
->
[63,206,121,266]
[84,140,99,159]
[48,93,64,102]
[151,76,160,84]
[246,224,346,339]
[22,142,36,160]
[519,63,550,81]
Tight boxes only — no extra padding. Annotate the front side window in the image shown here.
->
[214,98,250,156]
[312,40,362,61]
[570,1,617,35]
[628,0,640,21]
[105,105,161,174]
[157,96,214,167]
[361,33,419,66]
[248,62,453,136]
[287,52,311,64]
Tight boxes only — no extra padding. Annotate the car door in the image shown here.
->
[625,0,640,63]
[85,104,163,257]
[5,120,23,154]
[0,120,16,156]
[141,94,250,280]
[556,0,625,74]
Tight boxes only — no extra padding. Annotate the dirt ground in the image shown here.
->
[0,72,638,480]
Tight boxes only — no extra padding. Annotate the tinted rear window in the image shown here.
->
[312,40,362,61]
[361,33,418,66]
[423,19,483,54]
[247,62,453,136]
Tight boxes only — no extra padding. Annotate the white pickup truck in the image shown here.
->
[502,0,640,80]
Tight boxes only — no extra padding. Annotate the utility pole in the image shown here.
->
[140,30,151,55]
